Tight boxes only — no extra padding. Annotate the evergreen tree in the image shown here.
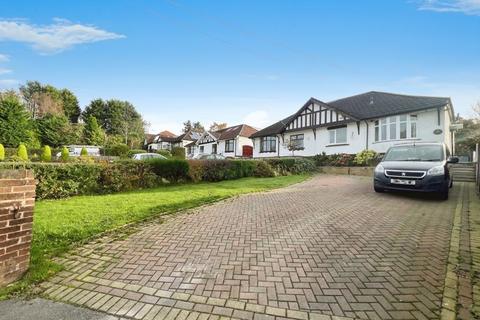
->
[41,145,52,162]
[83,116,105,145]
[17,144,28,161]
[0,143,4,161]
[0,94,36,147]
[61,146,69,162]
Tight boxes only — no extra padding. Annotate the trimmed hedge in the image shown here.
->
[265,158,316,175]
[147,158,189,183]
[0,157,314,199]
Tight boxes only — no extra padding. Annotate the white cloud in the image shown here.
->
[417,0,480,15]
[0,19,125,54]
[0,54,8,62]
[0,68,11,75]
[243,110,270,128]
[144,115,184,134]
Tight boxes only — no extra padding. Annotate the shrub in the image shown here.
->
[312,152,330,166]
[171,147,186,159]
[266,158,316,175]
[61,147,69,162]
[80,147,88,156]
[330,153,355,167]
[157,149,172,158]
[187,160,204,182]
[105,143,130,158]
[254,160,276,177]
[99,160,158,193]
[0,144,4,161]
[147,158,189,183]
[354,149,377,166]
[290,158,316,173]
[17,144,28,161]
[127,149,147,158]
[41,145,52,162]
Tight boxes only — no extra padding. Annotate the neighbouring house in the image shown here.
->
[193,124,258,158]
[251,91,456,158]
[147,129,203,154]
[147,130,178,151]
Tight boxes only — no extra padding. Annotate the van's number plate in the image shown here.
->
[391,179,415,185]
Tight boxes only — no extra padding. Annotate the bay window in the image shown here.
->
[374,114,419,142]
[260,136,276,153]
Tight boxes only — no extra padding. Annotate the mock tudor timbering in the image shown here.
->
[251,91,455,158]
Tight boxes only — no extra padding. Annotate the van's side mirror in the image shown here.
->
[447,156,459,164]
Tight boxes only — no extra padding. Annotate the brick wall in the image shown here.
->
[0,170,36,287]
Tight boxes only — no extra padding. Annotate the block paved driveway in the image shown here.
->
[42,175,459,320]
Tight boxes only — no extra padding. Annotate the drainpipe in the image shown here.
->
[364,120,369,150]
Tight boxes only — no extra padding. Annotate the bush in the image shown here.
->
[105,143,130,158]
[40,145,52,162]
[80,147,88,156]
[147,158,189,183]
[157,149,172,158]
[17,144,28,161]
[254,160,276,177]
[171,147,186,159]
[354,149,377,166]
[99,160,158,193]
[0,144,4,161]
[312,152,330,166]
[61,147,69,162]
[266,158,316,175]
[187,160,204,182]
[195,160,258,182]
[127,149,146,158]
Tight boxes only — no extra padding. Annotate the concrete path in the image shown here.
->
[0,298,122,320]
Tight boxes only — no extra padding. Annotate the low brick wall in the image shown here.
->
[319,166,374,177]
[0,170,36,287]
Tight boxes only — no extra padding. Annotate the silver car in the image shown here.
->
[132,153,167,160]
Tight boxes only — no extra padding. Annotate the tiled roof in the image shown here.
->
[327,91,451,120]
[250,115,295,138]
[211,124,258,140]
[251,92,451,138]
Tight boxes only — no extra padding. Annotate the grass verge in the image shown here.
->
[0,175,308,299]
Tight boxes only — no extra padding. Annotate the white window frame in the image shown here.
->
[328,126,347,145]
[374,114,419,142]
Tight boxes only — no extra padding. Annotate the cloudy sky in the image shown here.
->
[1,0,479,133]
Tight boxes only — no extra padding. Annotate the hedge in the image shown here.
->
[0,158,315,199]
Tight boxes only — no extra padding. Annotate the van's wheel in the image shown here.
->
[374,185,384,193]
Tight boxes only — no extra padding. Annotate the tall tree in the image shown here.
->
[209,122,228,131]
[82,99,145,147]
[0,93,37,147]
[35,114,75,147]
[60,89,81,123]
[83,115,105,145]
[19,81,80,121]
[183,120,205,133]
[19,81,63,118]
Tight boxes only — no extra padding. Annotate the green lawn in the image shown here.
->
[0,175,308,299]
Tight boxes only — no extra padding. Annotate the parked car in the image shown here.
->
[192,153,226,160]
[131,153,167,160]
[373,142,458,200]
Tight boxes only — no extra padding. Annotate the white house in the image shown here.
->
[251,91,456,158]
[193,124,257,158]
[147,129,203,153]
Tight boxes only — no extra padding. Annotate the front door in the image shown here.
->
[212,144,217,154]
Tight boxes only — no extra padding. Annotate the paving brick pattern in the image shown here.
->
[42,175,460,319]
